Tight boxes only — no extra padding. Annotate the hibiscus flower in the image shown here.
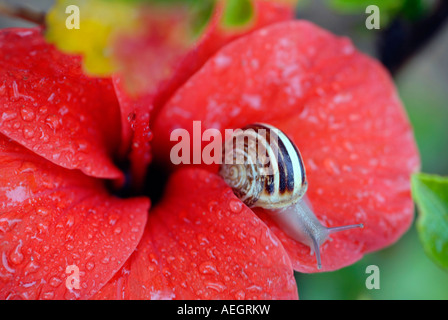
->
[0,1,419,300]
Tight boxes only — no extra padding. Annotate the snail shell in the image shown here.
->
[219,123,308,209]
[219,123,363,270]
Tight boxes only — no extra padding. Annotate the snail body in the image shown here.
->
[219,123,363,269]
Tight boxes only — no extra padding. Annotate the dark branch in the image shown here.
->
[378,0,448,75]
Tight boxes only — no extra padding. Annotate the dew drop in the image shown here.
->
[24,261,40,275]
[86,262,95,271]
[101,256,110,264]
[36,207,50,217]
[45,114,60,130]
[234,290,246,300]
[66,215,75,228]
[10,242,24,265]
[246,285,262,293]
[42,291,55,300]
[162,268,171,277]
[131,227,140,233]
[20,106,36,122]
[249,236,257,246]
[127,112,136,123]
[108,214,119,226]
[205,281,227,293]
[229,199,243,214]
[1,110,17,121]
[197,234,209,245]
[206,248,216,260]
[323,158,340,175]
[38,106,48,114]
[22,126,35,139]
[49,276,62,288]
[199,261,219,275]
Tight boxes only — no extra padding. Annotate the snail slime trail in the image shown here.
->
[219,123,364,270]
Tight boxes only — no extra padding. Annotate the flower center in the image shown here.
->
[143,162,171,205]
[110,161,170,207]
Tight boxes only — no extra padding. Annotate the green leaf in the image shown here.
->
[190,0,216,36]
[221,0,255,29]
[412,173,448,271]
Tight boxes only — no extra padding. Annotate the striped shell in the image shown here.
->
[219,123,308,209]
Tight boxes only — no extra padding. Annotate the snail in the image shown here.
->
[219,123,363,269]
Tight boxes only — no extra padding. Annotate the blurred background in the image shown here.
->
[1,0,447,299]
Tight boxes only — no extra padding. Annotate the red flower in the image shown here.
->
[0,4,419,300]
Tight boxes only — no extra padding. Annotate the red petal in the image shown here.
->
[114,1,293,182]
[152,21,420,272]
[93,169,297,300]
[0,135,149,300]
[113,77,153,189]
[151,0,294,117]
[0,28,123,179]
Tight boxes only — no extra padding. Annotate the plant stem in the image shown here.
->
[0,1,45,25]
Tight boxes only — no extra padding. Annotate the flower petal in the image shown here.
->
[0,28,123,179]
[113,77,153,189]
[0,135,149,300]
[152,21,420,272]
[151,0,295,117]
[93,169,297,300]
[114,1,294,182]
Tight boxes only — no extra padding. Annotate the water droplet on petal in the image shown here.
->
[108,214,119,226]
[2,110,17,121]
[38,106,48,114]
[22,126,35,139]
[229,199,243,214]
[20,106,35,121]
[101,257,110,264]
[323,158,340,175]
[45,114,60,130]
[66,215,75,228]
[249,236,257,246]
[205,281,227,293]
[127,112,136,123]
[86,262,95,271]
[49,276,62,288]
[10,242,24,265]
[199,261,219,275]
[234,290,246,300]
[42,291,55,300]
[197,234,209,245]
[37,207,50,217]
